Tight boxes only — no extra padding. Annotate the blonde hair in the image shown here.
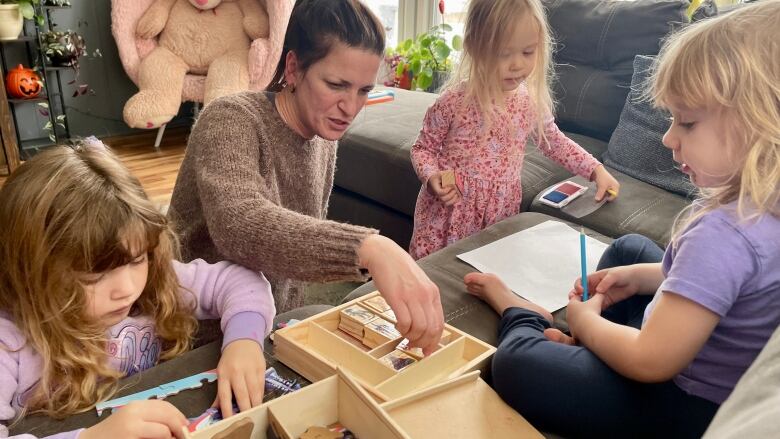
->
[652,0,780,237]
[0,143,197,418]
[446,0,555,145]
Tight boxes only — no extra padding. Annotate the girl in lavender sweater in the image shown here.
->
[0,141,275,438]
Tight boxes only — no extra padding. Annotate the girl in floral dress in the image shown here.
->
[409,0,619,259]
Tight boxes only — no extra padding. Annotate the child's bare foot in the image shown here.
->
[543,328,576,345]
[464,273,554,323]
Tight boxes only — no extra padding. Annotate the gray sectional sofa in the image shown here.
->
[329,0,697,249]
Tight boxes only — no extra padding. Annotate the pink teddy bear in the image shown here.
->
[123,0,268,129]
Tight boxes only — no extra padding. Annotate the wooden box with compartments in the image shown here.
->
[183,368,542,439]
[272,291,496,402]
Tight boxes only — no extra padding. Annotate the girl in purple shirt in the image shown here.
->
[0,141,275,438]
[465,2,780,437]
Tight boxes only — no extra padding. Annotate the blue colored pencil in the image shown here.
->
[580,228,589,301]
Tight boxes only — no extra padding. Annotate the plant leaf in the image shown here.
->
[418,71,433,90]
[433,41,450,61]
[19,3,34,20]
[440,23,453,32]
[452,35,463,51]
[410,58,421,75]
[395,62,405,77]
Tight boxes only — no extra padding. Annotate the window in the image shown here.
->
[364,0,401,48]
[436,0,468,48]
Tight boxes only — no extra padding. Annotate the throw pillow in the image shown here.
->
[603,55,696,197]
[543,0,689,142]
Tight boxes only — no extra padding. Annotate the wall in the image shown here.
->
[6,1,192,148]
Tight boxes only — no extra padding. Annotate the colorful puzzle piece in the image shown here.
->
[95,369,217,415]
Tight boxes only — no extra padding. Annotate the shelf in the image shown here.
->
[43,65,73,71]
[8,96,49,104]
[0,36,37,44]
[43,5,72,9]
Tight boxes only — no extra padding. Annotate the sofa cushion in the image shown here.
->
[603,55,696,196]
[530,166,689,247]
[545,0,688,142]
[336,88,436,217]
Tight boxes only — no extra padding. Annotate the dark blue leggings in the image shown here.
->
[492,234,719,438]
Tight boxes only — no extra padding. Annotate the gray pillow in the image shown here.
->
[544,0,689,142]
[603,55,696,197]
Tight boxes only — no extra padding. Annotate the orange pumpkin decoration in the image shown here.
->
[5,64,42,99]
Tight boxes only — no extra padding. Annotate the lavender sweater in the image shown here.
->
[0,259,275,438]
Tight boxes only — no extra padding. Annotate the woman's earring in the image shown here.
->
[289,84,296,94]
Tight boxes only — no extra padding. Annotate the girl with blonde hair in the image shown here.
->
[0,140,275,438]
[465,1,780,436]
[408,0,619,259]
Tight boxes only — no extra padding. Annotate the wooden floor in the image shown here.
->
[0,126,189,208]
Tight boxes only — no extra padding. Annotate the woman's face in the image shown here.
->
[287,42,381,141]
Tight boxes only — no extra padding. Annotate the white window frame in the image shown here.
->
[397,0,439,42]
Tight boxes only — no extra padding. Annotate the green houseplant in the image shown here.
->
[0,0,42,40]
[387,23,462,92]
[0,0,43,25]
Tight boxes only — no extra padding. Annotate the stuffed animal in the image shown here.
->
[123,0,268,129]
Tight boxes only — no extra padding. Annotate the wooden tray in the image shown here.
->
[273,291,496,401]
[184,368,541,439]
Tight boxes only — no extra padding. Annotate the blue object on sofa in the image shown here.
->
[603,55,697,197]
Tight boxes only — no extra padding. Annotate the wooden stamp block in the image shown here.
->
[440,169,456,187]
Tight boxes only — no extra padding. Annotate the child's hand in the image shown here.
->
[81,400,187,439]
[591,165,620,201]
[569,266,640,309]
[426,171,461,206]
[214,339,266,418]
[566,293,606,341]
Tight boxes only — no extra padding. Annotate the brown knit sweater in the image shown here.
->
[169,91,376,312]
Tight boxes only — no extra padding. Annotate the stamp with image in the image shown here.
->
[340,305,376,325]
[362,295,391,313]
[366,318,401,340]
[379,350,417,372]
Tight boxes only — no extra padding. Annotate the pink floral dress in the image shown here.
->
[409,84,601,259]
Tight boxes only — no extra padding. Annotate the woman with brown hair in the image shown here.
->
[170,0,444,355]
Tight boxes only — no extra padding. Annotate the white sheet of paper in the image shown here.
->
[457,221,609,311]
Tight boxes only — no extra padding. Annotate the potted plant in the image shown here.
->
[386,23,462,92]
[37,30,93,142]
[0,0,41,40]
[41,29,86,67]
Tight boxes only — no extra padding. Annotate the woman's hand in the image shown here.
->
[426,171,461,206]
[358,235,444,356]
[214,339,266,418]
[590,165,620,201]
[80,400,187,439]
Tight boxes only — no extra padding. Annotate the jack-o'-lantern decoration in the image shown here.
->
[5,64,42,99]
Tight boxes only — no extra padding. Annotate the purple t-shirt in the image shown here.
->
[643,202,780,404]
